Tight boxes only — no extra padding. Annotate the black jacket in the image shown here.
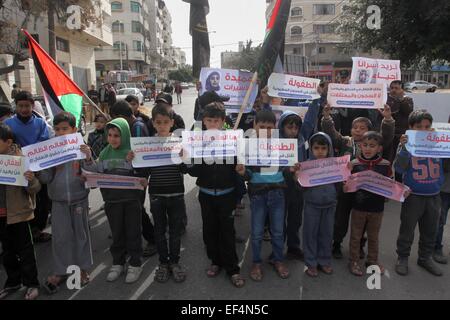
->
[186,160,237,192]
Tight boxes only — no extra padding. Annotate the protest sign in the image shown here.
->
[23,133,86,171]
[200,68,258,113]
[297,155,351,187]
[244,138,298,166]
[327,83,387,109]
[267,73,321,100]
[432,122,450,131]
[406,130,450,158]
[182,130,243,159]
[131,137,182,168]
[82,170,144,190]
[0,155,28,187]
[345,170,410,202]
[350,57,401,85]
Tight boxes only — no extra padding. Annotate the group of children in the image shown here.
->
[0,83,448,299]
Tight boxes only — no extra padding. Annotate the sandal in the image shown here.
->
[349,261,364,276]
[206,265,222,278]
[170,264,186,283]
[305,267,319,277]
[318,265,333,275]
[43,275,66,294]
[230,274,245,288]
[0,285,22,300]
[273,261,290,279]
[249,263,263,281]
[154,264,170,283]
[24,287,39,300]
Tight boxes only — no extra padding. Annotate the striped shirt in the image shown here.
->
[148,165,185,195]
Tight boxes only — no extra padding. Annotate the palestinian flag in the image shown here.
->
[256,0,291,87]
[22,29,84,125]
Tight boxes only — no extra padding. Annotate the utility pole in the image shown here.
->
[119,41,123,71]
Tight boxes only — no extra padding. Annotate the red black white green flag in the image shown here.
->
[22,29,84,125]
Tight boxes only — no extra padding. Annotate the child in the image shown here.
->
[0,123,41,300]
[87,114,108,160]
[237,110,290,281]
[299,132,337,277]
[321,104,395,259]
[0,102,13,122]
[344,131,392,276]
[186,102,245,288]
[83,118,147,283]
[395,110,444,276]
[38,112,93,293]
[128,104,187,283]
[434,160,450,265]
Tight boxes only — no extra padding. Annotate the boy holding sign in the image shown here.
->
[394,111,444,276]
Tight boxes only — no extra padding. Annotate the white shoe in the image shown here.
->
[125,266,143,284]
[106,265,124,282]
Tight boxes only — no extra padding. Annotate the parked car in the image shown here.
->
[116,88,144,104]
[180,82,190,90]
[404,81,437,91]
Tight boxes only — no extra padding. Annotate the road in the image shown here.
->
[1,88,449,300]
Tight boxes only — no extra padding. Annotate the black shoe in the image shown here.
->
[395,257,409,276]
[417,258,443,276]
[432,249,448,265]
[332,244,343,259]
[286,248,304,261]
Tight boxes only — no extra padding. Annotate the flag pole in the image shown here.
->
[82,92,111,121]
[233,71,258,130]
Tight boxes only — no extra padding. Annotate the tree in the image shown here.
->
[169,65,195,82]
[225,40,262,72]
[0,0,100,75]
[338,0,450,67]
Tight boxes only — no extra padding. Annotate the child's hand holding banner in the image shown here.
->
[297,155,351,187]
[406,130,450,158]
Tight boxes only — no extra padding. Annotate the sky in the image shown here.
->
[165,0,267,68]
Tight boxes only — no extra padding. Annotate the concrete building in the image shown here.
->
[221,41,244,69]
[169,47,187,71]
[0,0,113,98]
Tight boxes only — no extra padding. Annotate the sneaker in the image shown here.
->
[286,247,304,261]
[154,264,170,283]
[106,265,124,282]
[395,257,408,276]
[143,242,157,257]
[125,266,143,283]
[417,259,443,276]
[432,249,448,265]
[332,243,343,259]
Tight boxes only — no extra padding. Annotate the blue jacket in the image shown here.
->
[394,146,444,196]
[4,115,49,147]
[303,132,337,208]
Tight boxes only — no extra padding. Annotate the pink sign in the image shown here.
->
[345,170,410,202]
[82,170,144,190]
[297,155,351,187]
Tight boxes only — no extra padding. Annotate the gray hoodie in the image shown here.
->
[38,161,89,204]
[302,132,337,208]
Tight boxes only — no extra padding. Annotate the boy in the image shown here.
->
[38,112,93,293]
[0,102,13,122]
[344,131,392,276]
[298,132,337,277]
[186,102,245,288]
[148,93,185,136]
[321,103,395,259]
[434,159,450,264]
[87,114,108,160]
[84,118,148,283]
[0,123,41,300]
[395,110,444,276]
[125,95,151,129]
[237,110,290,281]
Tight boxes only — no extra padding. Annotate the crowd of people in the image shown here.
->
[0,76,448,299]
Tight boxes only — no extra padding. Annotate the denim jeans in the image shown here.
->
[436,192,450,250]
[250,189,285,264]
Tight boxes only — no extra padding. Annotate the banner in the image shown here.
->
[0,155,28,187]
[350,57,401,85]
[432,122,450,131]
[405,130,450,158]
[345,170,410,202]
[244,138,298,166]
[23,133,86,171]
[327,83,387,109]
[199,68,258,113]
[82,170,144,190]
[131,137,182,168]
[297,155,351,187]
[182,130,243,158]
[268,73,321,100]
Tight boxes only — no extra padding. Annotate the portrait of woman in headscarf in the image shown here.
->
[205,71,221,92]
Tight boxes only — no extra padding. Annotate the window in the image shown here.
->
[56,37,69,52]
[113,41,125,50]
[313,24,335,34]
[318,47,326,54]
[132,21,142,33]
[130,1,140,13]
[133,40,142,51]
[291,7,303,16]
[291,26,302,35]
[313,4,335,15]
[112,21,124,32]
[111,1,122,11]
[293,47,302,55]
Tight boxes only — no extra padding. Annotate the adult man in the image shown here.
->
[175,82,183,104]
[11,84,19,100]
[87,84,99,124]
[163,82,174,95]
[98,83,109,114]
